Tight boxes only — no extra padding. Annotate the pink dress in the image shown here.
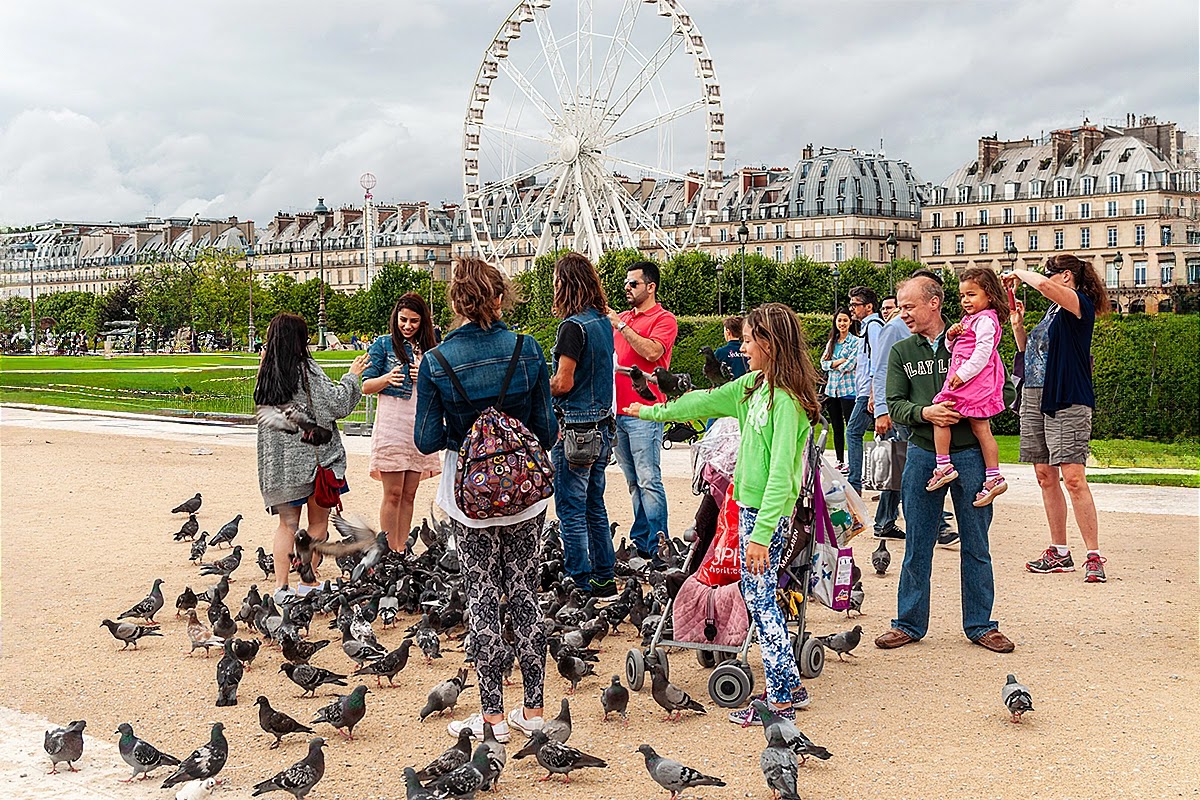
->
[932,308,1006,419]
[368,383,442,481]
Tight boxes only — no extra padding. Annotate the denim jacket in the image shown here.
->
[363,334,415,399]
[414,321,557,453]
[551,308,615,425]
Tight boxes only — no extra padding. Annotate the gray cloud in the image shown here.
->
[0,0,1195,226]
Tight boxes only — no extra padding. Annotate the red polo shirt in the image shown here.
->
[614,302,678,414]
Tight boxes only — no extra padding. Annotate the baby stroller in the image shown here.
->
[662,419,702,449]
[624,418,831,708]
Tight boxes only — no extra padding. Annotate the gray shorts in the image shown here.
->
[1019,386,1092,465]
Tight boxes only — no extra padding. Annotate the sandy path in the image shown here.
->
[1,416,1198,799]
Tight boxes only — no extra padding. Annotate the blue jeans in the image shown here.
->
[613,415,668,556]
[845,396,872,494]
[875,490,900,532]
[552,427,615,587]
[893,444,998,641]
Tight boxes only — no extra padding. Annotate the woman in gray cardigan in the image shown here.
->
[254,313,368,597]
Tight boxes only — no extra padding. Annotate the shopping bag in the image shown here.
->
[695,483,741,587]
[820,457,868,545]
[809,485,854,611]
[863,438,906,492]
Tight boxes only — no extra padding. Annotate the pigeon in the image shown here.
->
[404,767,436,800]
[280,662,348,697]
[760,729,801,800]
[161,722,228,788]
[848,580,864,618]
[201,545,244,579]
[174,778,217,800]
[232,638,262,669]
[175,514,200,542]
[425,742,489,798]
[257,547,275,579]
[212,604,238,641]
[651,367,694,398]
[601,675,630,724]
[340,620,388,667]
[353,639,412,687]
[415,625,443,663]
[251,737,326,798]
[172,492,203,514]
[255,696,317,749]
[102,618,163,650]
[649,663,706,721]
[420,668,470,721]
[415,728,472,781]
[186,610,224,657]
[216,638,245,707]
[479,721,507,790]
[190,534,209,564]
[542,697,573,743]
[637,744,726,799]
[513,730,607,783]
[330,511,390,582]
[44,720,85,773]
[622,364,657,402]
[700,345,733,387]
[816,625,863,661]
[257,404,334,446]
[176,586,199,617]
[118,578,165,624]
[197,575,230,605]
[872,539,891,575]
[556,653,595,695]
[281,636,330,665]
[751,700,832,764]
[310,684,370,740]
[1002,674,1034,723]
[116,722,181,782]
[209,515,243,549]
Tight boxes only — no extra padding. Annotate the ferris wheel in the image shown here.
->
[462,0,726,264]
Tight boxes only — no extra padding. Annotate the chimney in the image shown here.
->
[978,135,1002,174]
[1050,130,1073,170]
[802,143,814,160]
[1079,127,1105,166]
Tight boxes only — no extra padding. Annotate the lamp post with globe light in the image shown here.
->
[737,215,749,314]
[244,243,256,352]
[1112,251,1124,314]
[426,249,437,320]
[315,197,328,349]
[19,236,37,354]
[830,263,840,315]
[715,260,724,316]
[885,230,898,294]
[550,211,563,255]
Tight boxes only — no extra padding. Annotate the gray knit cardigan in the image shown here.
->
[256,361,363,511]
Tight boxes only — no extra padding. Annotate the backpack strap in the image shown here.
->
[496,334,525,408]
[429,333,525,412]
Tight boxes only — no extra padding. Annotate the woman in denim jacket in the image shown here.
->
[362,293,441,552]
[415,257,556,744]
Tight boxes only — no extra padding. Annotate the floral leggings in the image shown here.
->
[738,507,804,705]
[454,512,547,715]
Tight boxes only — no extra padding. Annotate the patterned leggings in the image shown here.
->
[454,512,547,715]
[738,507,804,705]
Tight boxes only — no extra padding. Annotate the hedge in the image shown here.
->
[519,311,1199,441]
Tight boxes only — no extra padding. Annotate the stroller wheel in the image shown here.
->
[696,650,716,669]
[662,438,673,450]
[798,636,825,679]
[708,662,753,708]
[626,648,647,692]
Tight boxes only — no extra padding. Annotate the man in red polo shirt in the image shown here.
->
[608,260,678,565]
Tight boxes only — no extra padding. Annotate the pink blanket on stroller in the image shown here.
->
[671,575,750,647]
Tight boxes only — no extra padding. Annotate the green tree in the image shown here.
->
[659,250,718,315]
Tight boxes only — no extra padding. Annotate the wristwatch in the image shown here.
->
[616,321,628,332]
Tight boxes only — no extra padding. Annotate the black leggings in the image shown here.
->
[823,396,856,463]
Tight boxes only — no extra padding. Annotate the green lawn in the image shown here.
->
[1086,472,1200,488]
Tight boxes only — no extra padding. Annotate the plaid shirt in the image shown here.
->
[820,337,857,399]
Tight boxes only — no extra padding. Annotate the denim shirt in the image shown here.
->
[414,321,558,453]
[363,334,415,399]
[551,308,615,425]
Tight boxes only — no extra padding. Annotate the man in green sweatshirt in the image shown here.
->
[874,275,1015,654]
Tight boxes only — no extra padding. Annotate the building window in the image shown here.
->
[793,244,804,258]
[1135,224,1145,246]
[1138,172,1150,190]
[1080,202,1091,219]
[979,233,989,253]
[1106,260,1118,287]
[1003,232,1014,250]
[1106,200,1118,217]
[834,221,845,235]
[1080,227,1091,248]
[719,228,728,242]
[1189,261,1200,284]
[774,245,784,262]
[814,222,823,236]
[879,243,886,261]
[1030,180,1044,198]
[954,211,965,227]
[774,224,784,239]
[814,244,823,260]
[1161,225,1173,246]
[755,246,764,256]
[931,212,941,228]
[955,235,965,255]
[1054,178,1070,196]
[1161,264,1173,285]
[1003,208,1014,224]
[1005,181,1018,200]
[834,242,845,262]
[1054,230,1064,250]
[957,186,970,203]
[1081,176,1095,195]
[1029,232,1039,250]
[1027,206,1039,222]
[981,184,994,201]
[1134,198,1146,215]
[755,225,764,240]
[1108,174,1121,193]
[1108,226,1118,247]
[932,236,942,255]
[1053,204,1064,221]
[978,209,989,224]
[1134,260,1147,286]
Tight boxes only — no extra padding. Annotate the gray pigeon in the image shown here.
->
[216,638,244,707]
[404,767,436,800]
[161,723,228,788]
[542,697,572,743]
[1002,674,1034,723]
[189,534,209,564]
[44,720,85,773]
[479,721,507,791]
[601,675,630,724]
[425,743,489,798]
[251,737,326,799]
[871,539,891,575]
[649,663,706,721]
[212,604,238,641]
[280,662,348,697]
[816,625,863,661]
[172,493,202,514]
[636,744,725,799]
[255,696,316,749]
[201,545,244,579]
[186,610,224,657]
[847,580,864,618]
[116,722,181,782]
[353,639,412,688]
[310,684,370,740]
[340,620,388,667]
[513,730,607,783]
[209,514,243,549]
[751,700,832,764]
[175,514,200,542]
[101,618,163,650]
[556,653,595,695]
[760,728,801,800]
[176,586,199,617]
[415,728,472,782]
[118,578,165,624]
[419,668,470,721]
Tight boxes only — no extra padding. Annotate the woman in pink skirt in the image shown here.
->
[362,293,442,551]
[927,268,1010,507]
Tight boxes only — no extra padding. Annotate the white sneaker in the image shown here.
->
[507,707,543,737]
[447,714,510,743]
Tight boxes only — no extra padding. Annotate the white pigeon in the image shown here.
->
[174,777,216,800]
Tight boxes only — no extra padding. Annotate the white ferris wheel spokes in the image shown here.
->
[462,0,726,266]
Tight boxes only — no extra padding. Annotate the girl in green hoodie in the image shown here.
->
[625,303,822,723]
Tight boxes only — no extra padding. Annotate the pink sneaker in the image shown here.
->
[973,476,1008,507]
[926,464,958,491]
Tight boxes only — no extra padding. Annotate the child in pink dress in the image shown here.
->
[927,268,1010,506]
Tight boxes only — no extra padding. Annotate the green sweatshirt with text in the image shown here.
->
[885,327,984,453]
[638,371,812,546]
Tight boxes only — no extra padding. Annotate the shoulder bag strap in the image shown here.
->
[429,348,480,413]
[430,333,525,412]
[495,334,525,408]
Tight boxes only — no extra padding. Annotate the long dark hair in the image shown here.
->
[822,307,859,360]
[1044,253,1110,315]
[389,293,436,364]
[449,256,517,327]
[743,303,821,418]
[553,252,608,318]
[254,313,312,405]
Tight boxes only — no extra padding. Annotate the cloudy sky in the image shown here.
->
[1,0,1195,226]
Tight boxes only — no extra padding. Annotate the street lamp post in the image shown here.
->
[426,249,437,320]
[1003,241,1022,307]
[715,260,724,316]
[831,263,840,315]
[736,217,749,314]
[885,231,898,294]
[315,197,328,350]
[1112,251,1124,314]
[20,236,37,354]
[549,211,563,254]
[245,243,256,352]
